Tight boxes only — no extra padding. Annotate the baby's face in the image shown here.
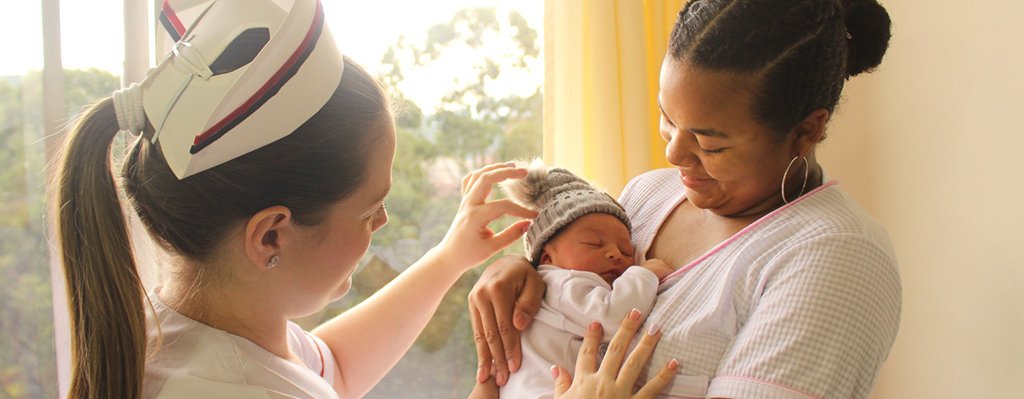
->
[540,213,634,284]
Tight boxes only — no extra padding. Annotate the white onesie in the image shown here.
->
[500,265,659,399]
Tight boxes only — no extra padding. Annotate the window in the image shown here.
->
[1,0,124,397]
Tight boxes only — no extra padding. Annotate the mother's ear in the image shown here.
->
[243,206,293,270]
[790,109,830,156]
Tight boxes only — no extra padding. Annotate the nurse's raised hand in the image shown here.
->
[435,162,538,273]
[552,310,678,399]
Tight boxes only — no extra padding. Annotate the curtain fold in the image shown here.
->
[544,0,686,196]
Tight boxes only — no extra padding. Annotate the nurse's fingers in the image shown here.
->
[573,321,603,377]
[462,162,517,197]
[598,308,644,379]
[615,323,662,386]
[465,167,527,206]
[633,359,679,399]
[479,199,538,221]
[551,365,573,398]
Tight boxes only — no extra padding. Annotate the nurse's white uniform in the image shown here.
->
[143,290,339,398]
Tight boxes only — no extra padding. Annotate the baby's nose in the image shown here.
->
[606,249,627,265]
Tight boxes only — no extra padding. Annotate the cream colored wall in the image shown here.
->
[818,1,1024,397]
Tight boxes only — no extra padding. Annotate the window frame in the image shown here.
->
[43,1,155,396]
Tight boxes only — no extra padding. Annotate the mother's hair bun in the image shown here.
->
[844,0,892,78]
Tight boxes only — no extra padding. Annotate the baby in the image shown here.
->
[499,162,674,399]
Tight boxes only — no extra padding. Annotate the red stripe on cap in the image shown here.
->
[162,0,186,36]
[191,0,325,148]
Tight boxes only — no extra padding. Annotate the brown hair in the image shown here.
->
[56,57,388,398]
[668,0,892,135]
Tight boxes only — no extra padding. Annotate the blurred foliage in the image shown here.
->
[0,68,119,398]
[370,7,541,250]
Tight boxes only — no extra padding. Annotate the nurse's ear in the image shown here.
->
[244,206,293,270]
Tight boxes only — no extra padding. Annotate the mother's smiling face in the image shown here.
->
[657,58,826,218]
[655,0,889,219]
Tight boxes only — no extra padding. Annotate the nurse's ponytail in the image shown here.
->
[54,56,388,399]
[56,97,147,399]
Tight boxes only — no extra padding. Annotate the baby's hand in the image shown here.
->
[641,258,674,280]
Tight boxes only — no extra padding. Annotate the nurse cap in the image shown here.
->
[113,0,343,179]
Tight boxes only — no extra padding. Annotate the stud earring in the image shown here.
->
[267,255,280,269]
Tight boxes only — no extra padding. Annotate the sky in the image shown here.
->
[0,0,544,110]
[327,1,545,111]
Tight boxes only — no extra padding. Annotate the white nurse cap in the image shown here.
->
[114,0,343,179]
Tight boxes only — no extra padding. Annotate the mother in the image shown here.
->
[470,0,901,397]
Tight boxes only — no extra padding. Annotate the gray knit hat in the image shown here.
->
[501,160,631,265]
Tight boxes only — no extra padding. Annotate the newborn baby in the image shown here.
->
[498,162,673,399]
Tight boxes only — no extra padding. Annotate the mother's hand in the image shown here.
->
[469,255,545,386]
[553,310,678,399]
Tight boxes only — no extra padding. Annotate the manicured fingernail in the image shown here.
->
[477,365,488,382]
[647,323,661,336]
[497,370,508,386]
[504,161,516,167]
[508,358,519,372]
[550,364,559,378]
[629,308,641,320]
[668,359,679,370]
[589,321,601,331]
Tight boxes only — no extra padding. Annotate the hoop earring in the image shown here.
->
[781,156,809,204]
[267,255,280,269]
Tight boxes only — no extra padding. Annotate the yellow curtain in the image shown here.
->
[544,0,686,196]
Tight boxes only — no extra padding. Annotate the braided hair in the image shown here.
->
[669,0,891,135]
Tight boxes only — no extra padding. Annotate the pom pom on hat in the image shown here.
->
[501,159,631,265]
[501,159,552,211]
